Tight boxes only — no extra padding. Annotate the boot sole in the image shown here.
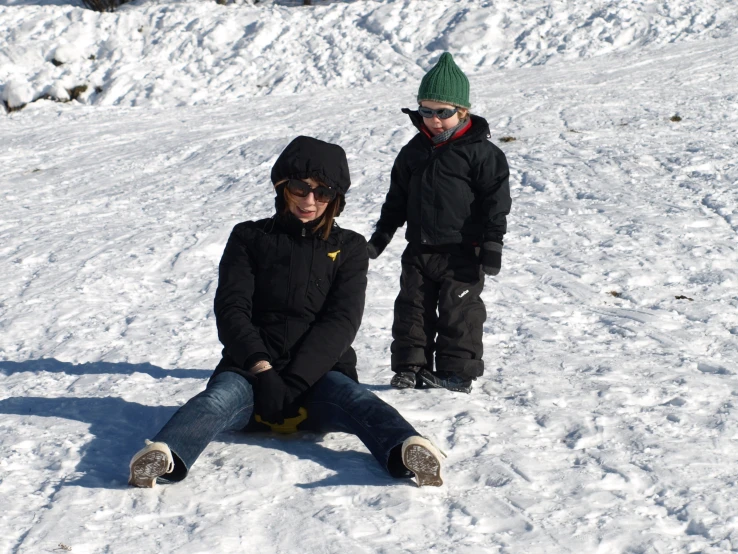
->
[129,451,170,488]
[402,444,443,487]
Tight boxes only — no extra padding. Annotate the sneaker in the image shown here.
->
[128,440,175,488]
[418,369,473,393]
[401,436,446,487]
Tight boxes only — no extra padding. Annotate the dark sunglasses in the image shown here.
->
[285,179,338,203]
[417,106,458,120]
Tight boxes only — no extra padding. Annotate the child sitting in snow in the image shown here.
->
[367,52,512,394]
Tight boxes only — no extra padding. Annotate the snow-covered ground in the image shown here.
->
[3,0,737,107]
[2,0,738,553]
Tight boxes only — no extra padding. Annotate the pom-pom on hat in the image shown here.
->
[417,52,471,109]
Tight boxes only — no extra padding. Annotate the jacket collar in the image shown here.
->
[273,211,321,237]
[271,211,340,243]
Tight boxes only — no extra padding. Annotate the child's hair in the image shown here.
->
[282,181,340,240]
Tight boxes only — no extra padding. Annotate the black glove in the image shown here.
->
[367,231,391,259]
[254,369,289,425]
[480,242,502,276]
[280,372,309,406]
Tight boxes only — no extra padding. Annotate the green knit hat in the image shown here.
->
[417,52,471,109]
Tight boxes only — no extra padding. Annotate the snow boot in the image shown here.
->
[401,436,445,487]
[418,369,473,393]
[390,371,417,389]
[390,366,424,389]
[128,440,175,488]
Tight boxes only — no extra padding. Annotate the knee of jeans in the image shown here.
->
[204,372,254,412]
[314,371,372,404]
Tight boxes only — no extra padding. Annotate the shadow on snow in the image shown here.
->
[0,359,408,489]
[0,358,212,379]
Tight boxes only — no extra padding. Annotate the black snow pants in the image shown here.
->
[390,243,486,380]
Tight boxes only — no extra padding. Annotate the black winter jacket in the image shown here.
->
[212,213,369,387]
[375,110,511,246]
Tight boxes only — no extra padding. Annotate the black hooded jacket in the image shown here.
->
[212,212,368,387]
[374,110,511,246]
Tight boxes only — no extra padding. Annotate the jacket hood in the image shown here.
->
[271,136,351,194]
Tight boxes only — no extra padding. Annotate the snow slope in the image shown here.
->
[2,0,737,107]
[2,1,738,553]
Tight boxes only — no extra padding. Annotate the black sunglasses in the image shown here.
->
[417,106,458,120]
[285,179,338,204]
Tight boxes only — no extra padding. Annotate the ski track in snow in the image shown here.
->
[1,2,738,554]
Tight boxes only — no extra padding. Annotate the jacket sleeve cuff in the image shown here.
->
[230,348,271,371]
[370,230,392,248]
[482,241,503,253]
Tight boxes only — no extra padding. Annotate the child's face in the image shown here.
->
[420,100,461,136]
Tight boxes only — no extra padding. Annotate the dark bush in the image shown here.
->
[81,0,129,12]
[3,100,26,113]
[67,85,88,101]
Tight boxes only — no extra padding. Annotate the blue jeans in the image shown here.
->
[152,371,418,482]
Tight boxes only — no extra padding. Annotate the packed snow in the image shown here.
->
[1,0,738,553]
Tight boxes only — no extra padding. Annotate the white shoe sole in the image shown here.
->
[402,443,443,487]
[128,443,174,488]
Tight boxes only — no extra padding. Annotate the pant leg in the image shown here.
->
[435,248,486,379]
[152,371,254,481]
[300,371,417,477]
[390,244,439,372]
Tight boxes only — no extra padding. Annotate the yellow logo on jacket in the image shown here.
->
[327,250,340,261]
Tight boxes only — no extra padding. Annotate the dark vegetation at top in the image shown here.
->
[82,0,314,12]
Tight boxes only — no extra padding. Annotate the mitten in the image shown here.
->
[480,242,502,276]
[254,369,289,425]
[367,231,391,259]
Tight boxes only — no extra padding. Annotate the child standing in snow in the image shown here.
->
[129,136,444,489]
[367,53,511,394]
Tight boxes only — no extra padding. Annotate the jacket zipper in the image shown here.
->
[306,231,316,301]
[431,148,439,244]
[283,237,293,356]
